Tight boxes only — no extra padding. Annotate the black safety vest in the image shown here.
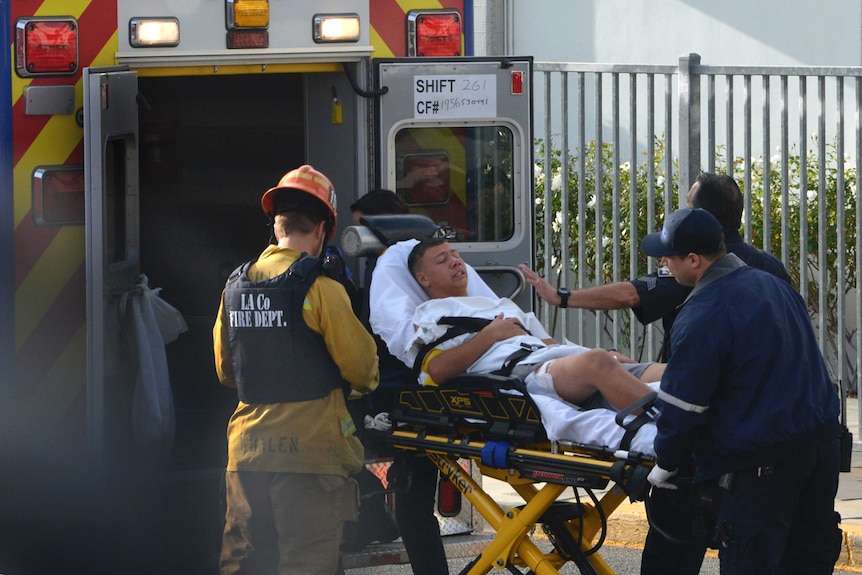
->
[224,255,347,404]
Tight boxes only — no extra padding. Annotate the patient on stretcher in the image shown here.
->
[369,237,662,455]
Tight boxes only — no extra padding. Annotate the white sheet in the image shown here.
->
[368,239,656,455]
[127,274,187,466]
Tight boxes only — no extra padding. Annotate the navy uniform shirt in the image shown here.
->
[631,229,791,361]
[654,256,839,480]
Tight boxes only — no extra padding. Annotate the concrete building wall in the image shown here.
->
[503,0,861,67]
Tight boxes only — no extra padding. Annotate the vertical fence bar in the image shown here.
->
[629,73,639,359]
[678,53,701,199]
[744,74,752,242]
[780,76,790,267]
[611,73,621,349]
[543,70,554,331]
[665,74,674,217]
[799,76,809,302]
[726,75,735,175]
[560,72,570,339]
[818,75,827,351]
[577,72,587,344]
[707,74,716,173]
[856,76,861,431]
[595,72,604,345]
[836,77,847,409]
[646,73,657,360]
[762,75,771,251]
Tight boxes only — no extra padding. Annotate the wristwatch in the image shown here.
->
[557,287,570,308]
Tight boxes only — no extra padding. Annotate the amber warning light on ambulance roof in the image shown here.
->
[15,17,79,77]
[226,0,270,29]
[226,0,269,48]
[407,9,462,57]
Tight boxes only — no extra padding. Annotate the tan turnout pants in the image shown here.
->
[220,471,354,575]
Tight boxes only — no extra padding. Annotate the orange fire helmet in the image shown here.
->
[261,165,338,240]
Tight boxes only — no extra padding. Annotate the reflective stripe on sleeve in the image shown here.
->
[657,389,710,414]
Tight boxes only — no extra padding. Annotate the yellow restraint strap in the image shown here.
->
[420,348,444,387]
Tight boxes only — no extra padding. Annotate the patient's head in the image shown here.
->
[408,238,469,299]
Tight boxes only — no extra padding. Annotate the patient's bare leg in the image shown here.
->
[544,348,653,409]
[638,362,665,383]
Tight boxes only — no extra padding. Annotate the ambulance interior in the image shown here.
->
[129,69,518,566]
[136,73,311,474]
[134,70,518,462]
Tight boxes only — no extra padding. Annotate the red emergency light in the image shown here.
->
[32,165,85,226]
[437,471,463,517]
[407,10,462,57]
[15,17,79,77]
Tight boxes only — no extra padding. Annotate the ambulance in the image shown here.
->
[1,0,533,570]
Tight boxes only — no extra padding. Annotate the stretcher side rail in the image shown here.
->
[390,373,547,444]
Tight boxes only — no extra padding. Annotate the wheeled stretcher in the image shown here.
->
[377,374,656,575]
[343,216,659,574]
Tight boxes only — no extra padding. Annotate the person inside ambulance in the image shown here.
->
[348,190,455,574]
[213,165,380,575]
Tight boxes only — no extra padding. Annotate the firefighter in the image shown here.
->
[213,165,380,575]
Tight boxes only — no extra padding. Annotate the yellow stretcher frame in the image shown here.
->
[381,376,656,575]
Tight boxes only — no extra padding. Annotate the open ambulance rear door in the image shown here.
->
[83,66,140,473]
[374,56,534,309]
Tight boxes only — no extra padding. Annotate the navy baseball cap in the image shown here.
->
[641,208,724,257]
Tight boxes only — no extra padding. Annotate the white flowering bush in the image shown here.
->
[534,136,679,286]
[535,137,858,387]
[723,142,858,387]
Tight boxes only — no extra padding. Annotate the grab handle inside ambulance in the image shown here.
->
[473,265,526,301]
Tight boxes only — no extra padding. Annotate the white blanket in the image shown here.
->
[368,239,656,455]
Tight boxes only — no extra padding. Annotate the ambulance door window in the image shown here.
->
[395,125,514,242]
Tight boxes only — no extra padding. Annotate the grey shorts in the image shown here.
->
[515,359,652,383]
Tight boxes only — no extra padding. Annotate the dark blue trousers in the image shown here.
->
[392,454,449,575]
[715,437,842,575]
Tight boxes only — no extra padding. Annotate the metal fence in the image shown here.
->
[532,54,861,438]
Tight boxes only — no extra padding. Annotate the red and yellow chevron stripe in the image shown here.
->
[11,0,116,435]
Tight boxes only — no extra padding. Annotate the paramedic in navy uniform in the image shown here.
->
[518,172,792,574]
[641,208,842,575]
[213,165,379,575]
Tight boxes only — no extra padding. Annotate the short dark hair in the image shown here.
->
[350,189,409,216]
[272,189,331,237]
[407,238,447,279]
[690,173,743,231]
